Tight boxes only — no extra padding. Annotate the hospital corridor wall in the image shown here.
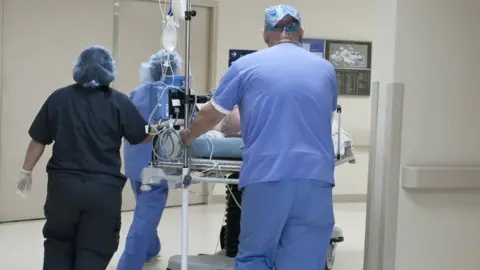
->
[0,0,217,222]
[0,0,479,269]
[211,0,375,200]
[366,0,480,269]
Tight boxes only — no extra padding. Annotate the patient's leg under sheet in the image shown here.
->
[235,180,334,270]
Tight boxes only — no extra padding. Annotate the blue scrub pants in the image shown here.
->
[117,180,168,270]
[235,180,334,270]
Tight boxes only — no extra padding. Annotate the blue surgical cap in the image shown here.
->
[139,50,183,85]
[264,4,301,31]
[73,46,116,88]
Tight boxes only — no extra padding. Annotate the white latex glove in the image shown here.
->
[16,169,32,198]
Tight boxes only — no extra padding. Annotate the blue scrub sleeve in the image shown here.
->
[129,91,136,101]
[120,95,149,145]
[212,63,243,114]
[29,96,54,145]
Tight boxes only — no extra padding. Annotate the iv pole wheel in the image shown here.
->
[325,242,337,270]
[219,225,226,250]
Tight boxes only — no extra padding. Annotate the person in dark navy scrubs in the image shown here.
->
[17,46,157,270]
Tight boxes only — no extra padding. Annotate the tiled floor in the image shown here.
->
[0,203,366,270]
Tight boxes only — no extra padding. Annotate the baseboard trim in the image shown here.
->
[208,193,367,204]
[209,194,226,204]
[333,194,367,202]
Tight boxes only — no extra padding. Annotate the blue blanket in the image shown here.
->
[191,136,244,159]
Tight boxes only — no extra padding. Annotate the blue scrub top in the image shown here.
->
[123,83,161,182]
[29,84,148,187]
[212,43,338,188]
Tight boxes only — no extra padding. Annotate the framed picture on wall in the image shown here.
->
[325,40,372,69]
[325,40,373,96]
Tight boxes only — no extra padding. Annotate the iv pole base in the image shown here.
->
[167,252,234,270]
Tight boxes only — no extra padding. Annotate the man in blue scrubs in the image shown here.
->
[17,46,156,270]
[180,5,338,270]
[117,50,182,270]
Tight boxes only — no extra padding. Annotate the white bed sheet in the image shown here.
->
[332,119,353,157]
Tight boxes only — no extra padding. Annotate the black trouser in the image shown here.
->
[42,173,123,270]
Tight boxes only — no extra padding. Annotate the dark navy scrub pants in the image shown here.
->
[42,173,123,270]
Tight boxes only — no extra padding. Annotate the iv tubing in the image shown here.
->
[181,0,192,269]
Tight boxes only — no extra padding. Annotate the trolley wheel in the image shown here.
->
[219,225,226,250]
[325,242,337,270]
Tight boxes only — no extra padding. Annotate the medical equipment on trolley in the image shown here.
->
[145,1,354,269]
[150,75,195,122]
[163,15,178,52]
[148,1,206,268]
[171,0,187,20]
[143,103,355,270]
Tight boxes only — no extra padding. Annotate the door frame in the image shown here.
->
[0,0,4,199]
[114,0,219,93]
[114,0,220,206]
[363,83,404,270]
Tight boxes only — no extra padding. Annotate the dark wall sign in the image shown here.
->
[302,39,326,58]
[228,49,256,67]
[336,70,371,96]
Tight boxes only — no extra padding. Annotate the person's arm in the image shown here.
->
[222,106,241,137]
[22,97,54,172]
[120,95,154,145]
[182,64,243,144]
[187,103,227,139]
[143,126,162,143]
[212,117,225,132]
[22,140,46,172]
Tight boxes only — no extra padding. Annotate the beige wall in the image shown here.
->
[0,0,216,221]
[212,0,375,197]
[369,0,480,268]
[0,0,115,221]
[1,0,480,268]
[215,0,376,146]
[0,0,374,219]
[395,0,480,268]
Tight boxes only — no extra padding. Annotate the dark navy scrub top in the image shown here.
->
[29,84,148,188]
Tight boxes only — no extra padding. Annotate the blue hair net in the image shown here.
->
[264,4,302,32]
[139,50,183,85]
[73,46,116,88]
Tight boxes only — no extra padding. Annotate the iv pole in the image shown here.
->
[181,0,196,269]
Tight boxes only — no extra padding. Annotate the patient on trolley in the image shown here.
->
[192,90,244,160]
[192,97,353,161]
[202,89,241,139]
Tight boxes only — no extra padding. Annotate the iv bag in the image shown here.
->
[171,0,186,20]
[162,15,177,52]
